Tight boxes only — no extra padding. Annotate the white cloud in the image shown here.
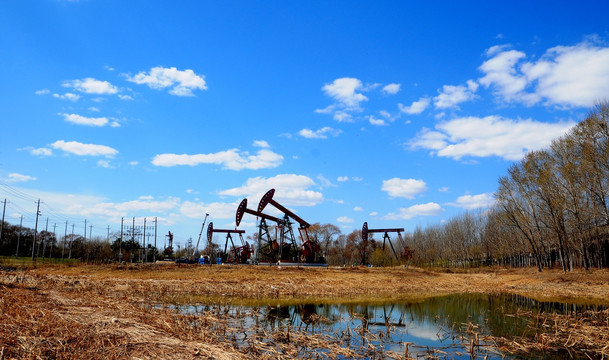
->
[53,92,81,101]
[316,174,336,188]
[399,97,431,115]
[253,140,270,148]
[97,160,112,168]
[381,178,427,199]
[88,107,100,112]
[353,206,363,212]
[382,83,401,95]
[35,89,50,95]
[433,80,478,109]
[384,202,444,220]
[29,147,53,157]
[409,115,575,161]
[337,216,354,223]
[127,66,207,96]
[322,77,368,109]
[51,140,118,157]
[80,196,181,219]
[152,148,283,170]
[369,211,378,216]
[59,113,108,127]
[449,193,495,209]
[337,176,349,182]
[479,41,609,107]
[298,127,342,139]
[218,174,323,207]
[179,200,238,220]
[129,161,139,166]
[63,78,118,94]
[438,187,449,193]
[118,94,134,100]
[4,173,36,182]
[352,177,363,182]
[368,116,387,126]
[316,77,370,122]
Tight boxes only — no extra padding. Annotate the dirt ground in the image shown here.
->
[1,264,608,359]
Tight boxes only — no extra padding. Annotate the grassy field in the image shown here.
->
[1,263,608,359]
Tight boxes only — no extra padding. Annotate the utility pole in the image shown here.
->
[120,217,123,262]
[15,215,23,257]
[154,217,157,263]
[62,220,67,260]
[143,217,147,262]
[106,225,110,242]
[41,218,48,258]
[0,198,7,244]
[51,222,57,258]
[31,199,40,261]
[89,224,93,242]
[69,224,74,259]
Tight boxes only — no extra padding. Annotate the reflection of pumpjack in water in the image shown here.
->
[263,303,320,330]
[351,304,408,332]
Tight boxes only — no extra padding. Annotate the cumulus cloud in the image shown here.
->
[27,147,53,157]
[337,176,349,182]
[80,196,181,219]
[449,193,496,209]
[127,66,207,96]
[298,127,342,139]
[253,140,270,148]
[322,77,368,108]
[118,94,134,100]
[399,97,431,115]
[218,174,323,207]
[35,89,50,95]
[316,77,370,122]
[384,202,444,220]
[53,92,81,101]
[382,83,401,95]
[51,140,118,157]
[353,206,363,212]
[59,113,109,127]
[4,173,36,182]
[409,115,575,161]
[381,178,428,199]
[63,78,118,94]
[479,41,609,107]
[152,148,283,170]
[368,116,387,126]
[433,80,478,109]
[179,200,238,220]
[337,216,354,223]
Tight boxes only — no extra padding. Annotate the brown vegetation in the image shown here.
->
[1,264,608,359]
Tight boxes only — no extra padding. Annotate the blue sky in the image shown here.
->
[1,1,609,248]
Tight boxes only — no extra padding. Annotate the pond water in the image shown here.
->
[172,294,606,359]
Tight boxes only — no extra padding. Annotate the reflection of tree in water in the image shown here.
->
[261,303,342,331]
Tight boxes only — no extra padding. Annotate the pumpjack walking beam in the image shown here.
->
[258,189,320,263]
[236,198,284,263]
[207,222,246,263]
[362,222,406,263]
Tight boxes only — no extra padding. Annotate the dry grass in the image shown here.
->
[1,264,608,359]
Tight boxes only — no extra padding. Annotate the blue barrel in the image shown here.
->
[216,257,222,265]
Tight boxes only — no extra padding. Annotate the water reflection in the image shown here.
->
[174,294,605,359]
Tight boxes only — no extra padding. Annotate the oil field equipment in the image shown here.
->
[236,198,285,263]
[258,189,322,263]
[362,222,413,264]
[192,213,209,260]
[207,222,252,264]
[164,231,174,258]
